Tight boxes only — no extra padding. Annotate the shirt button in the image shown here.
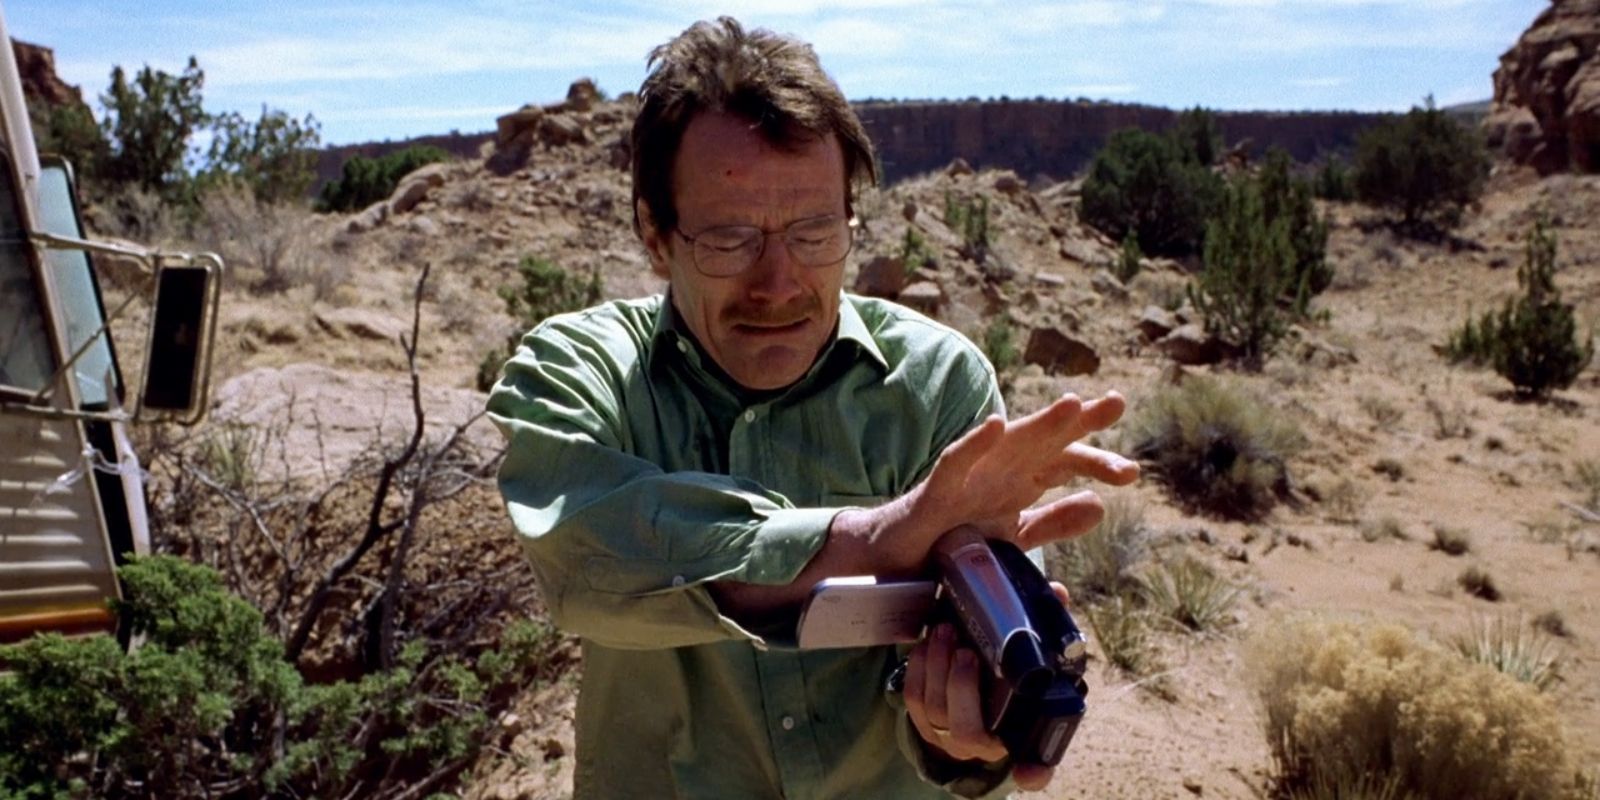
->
[781,716,796,731]
[743,409,756,423]
[675,339,688,354]
[671,575,686,587]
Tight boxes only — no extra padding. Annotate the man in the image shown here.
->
[488,17,1138,799]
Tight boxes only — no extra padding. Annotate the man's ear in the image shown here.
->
[636,199,672,279]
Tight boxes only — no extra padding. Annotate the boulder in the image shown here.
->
[314,308,405,343]
[1022,328,1100,376]
[1090,268,1128,300]
[562,78,601,113]
[992,172,1024,195]
[347,200,389,233]
[538,115,588,148]
[408,215,440,237]
[1136,305,1179,341]
[898,281,945,316]
[1157,323,1225,366]
[854,255,908,299]
[944,157,974,177]
[1483,0,1600,173]
[495,104,544,148]
[388,164,447,215]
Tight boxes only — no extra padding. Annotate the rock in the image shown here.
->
[1022,328,1100,376]
[944,157,974,177]
[1157,323,1225,365]
[388,166,446,215]
[898,281,945,316]
[1033,272,1066,288]
[1059,235,1109,266]
[608,134,631,171]
[1183,776,1204,795]
[314,307,405,343]
[538,114,587,148]
[902,200,918,222]
[1484,0,1600,173]
[1137,305,1179,341]
[1090,268,1128,300]
[347,200,389,233]
[992,172,1024,195]
[562,77,601,113]
[408,215,440,237]
[495,104,544,148]
[854,255,908,299]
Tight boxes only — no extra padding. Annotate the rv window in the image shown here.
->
[0,151,55,394]
[39,162,119,407]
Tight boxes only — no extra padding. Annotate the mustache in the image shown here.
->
[724,295,822,326]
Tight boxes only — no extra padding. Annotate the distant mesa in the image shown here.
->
[1484,0,1600,174]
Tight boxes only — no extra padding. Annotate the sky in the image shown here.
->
[4,0,1541,146]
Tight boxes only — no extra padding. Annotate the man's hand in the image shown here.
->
[907,392,1138,559]
[903,583,1075,793]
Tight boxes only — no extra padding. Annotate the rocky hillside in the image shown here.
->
[1485,0,1600,173]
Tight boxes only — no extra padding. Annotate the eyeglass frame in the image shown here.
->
[672,214,859,277]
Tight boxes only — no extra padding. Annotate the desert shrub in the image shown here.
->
[1083,597,1156,676]
[200,106,322,205]
[1428,525,1472,556]
[1359,515,1408,543]
[193,183,341,297]
[1572,459,1600,510]
[0,556,561,799]
[1080,127,1224,257]
[1115,232,1143,283]
[1123,375,1303,519]
[1457,565,1501,602]
[943,192,991,261]
[979,314,1020,385]
[1353,98,1490,228]
[898,226,936,274]
[316,145,452,213]
[1167,106,1223,168]
[1454,616,1562,691]
[1358,396,1403,431]
[1251,619,1589,800]
[476,256,604,391]
[33,102,109,185]
[1141,556,1239,632]
[1488,219,1592,398]
[98,58,209,200]
[1312,156,1355,202]
[1188,153,1330,368]
[1533,610,1571,639]
[1048,495,1149,602]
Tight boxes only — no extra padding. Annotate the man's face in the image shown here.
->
[639,112,848,391]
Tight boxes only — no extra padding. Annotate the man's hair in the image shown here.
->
[630,17,878,237]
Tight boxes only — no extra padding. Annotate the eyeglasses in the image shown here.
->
[675,214,857,277]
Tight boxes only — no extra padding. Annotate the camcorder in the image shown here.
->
[796,526,1089,766]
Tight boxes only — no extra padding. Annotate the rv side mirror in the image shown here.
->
[137,258,220,425]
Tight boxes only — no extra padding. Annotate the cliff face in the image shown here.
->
[315,100,1393,191]
[1483,0,1600,173]
[857,100,1391,183]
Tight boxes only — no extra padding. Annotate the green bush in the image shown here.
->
[1445,219,1593,396]
[200,106,322,205]
[1123,376,1303,519]
[1313,156,1355,202]
[1048,495,1149,603]
[0,555,559,799]
[477,256,604,391]
[98,58,209,200]
[1256,148,1332,310]
[1252,619,1590,800]
[943,192,991,262]
[898,227,936,274]
[1454,616,1563,692]
[1141,556,1239,632]
[1189,179,1297,367]
[1080,127,1224,257]
[1115,232,1143,283]
[316,145,452,213]
[1168,106,1223,168]
[1353,98,1490,228]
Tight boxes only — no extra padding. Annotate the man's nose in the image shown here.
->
[746,231,805,303]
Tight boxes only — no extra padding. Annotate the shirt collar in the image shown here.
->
[647,291,889,382]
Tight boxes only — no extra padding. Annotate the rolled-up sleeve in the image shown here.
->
[488,323,843,651]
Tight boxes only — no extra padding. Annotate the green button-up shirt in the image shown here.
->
[488,293,1011,799]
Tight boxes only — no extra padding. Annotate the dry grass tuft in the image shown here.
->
[1251,618,1589,800]
[1048,495,1150,603]
[1083,596,1157,676]
[1454,615,1563,691]
[1141,556,1239,633]
[1457,565,1501,602]
[1428,525,1472,556]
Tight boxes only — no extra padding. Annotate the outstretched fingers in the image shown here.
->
[1015,490,1106,548]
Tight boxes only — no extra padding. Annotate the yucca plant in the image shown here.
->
[1142,556,1239,633]
[1453,616,1563,692]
